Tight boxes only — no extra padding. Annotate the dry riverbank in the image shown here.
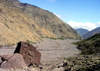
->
[0,38,80,71]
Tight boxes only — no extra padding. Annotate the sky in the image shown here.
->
[19,0,100,31]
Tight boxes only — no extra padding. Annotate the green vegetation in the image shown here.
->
[63,54,100,71]
[64,33,100,70]
[49,37,57,40]
[48,37,65,40]
[26,40,36,44]
[75,33,100,54]
[72,42,78,45]
[64,57,71,61]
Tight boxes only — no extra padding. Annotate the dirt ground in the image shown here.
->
[0,38,80,71]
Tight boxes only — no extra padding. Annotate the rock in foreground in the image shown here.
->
[14,41,41,67]
[0,53,27,69]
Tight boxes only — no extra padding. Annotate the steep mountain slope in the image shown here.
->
[76,28,89,37]
[83,27,100,39]
[0,0,57,46]
[0,0,82,46]
[9,0,82,39]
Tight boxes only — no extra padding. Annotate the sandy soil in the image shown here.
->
[0,38,80,71]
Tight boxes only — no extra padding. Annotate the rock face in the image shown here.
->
[14,41,41,67]
[0,53,27,69]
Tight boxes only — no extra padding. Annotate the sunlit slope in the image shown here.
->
[10,0,82,39]
[0,0,56,46]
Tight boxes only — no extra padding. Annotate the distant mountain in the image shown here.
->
[0,0,82,46]
[83,27,100,39]
[76,28,89,37]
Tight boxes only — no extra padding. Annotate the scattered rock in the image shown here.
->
[14,41,41,67]
[39,67,43,69]
[58,63,63,68]
[0,57,2,63]
[64,68,71,71]
[0,9,2,13]
[30,68,41,71]
[58,66,60,68]
[52,67,64,71]
[0,53,27,69]
[46,65,53,70]
[1,54,12,61]
[63,61,69,67]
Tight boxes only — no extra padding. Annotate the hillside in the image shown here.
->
[83,27,100,39]
[0,0,57,46]
[76,28,89,37]
[0,0,82,46]
[9,0,82,39]
[67,33,100,71]
[76,33,100,54]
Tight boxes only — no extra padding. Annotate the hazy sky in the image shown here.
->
[19,0,100,31]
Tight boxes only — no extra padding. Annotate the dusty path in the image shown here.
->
[0,38,80,71]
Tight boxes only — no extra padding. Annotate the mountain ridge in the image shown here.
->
[9,0,82,39]
[0,0,82,46]
[76,28,89,37]
[83,27,100,39]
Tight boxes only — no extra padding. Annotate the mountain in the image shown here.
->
[76,28,89,37]
[83,27,100,39]
[9,0,82,39]
[0,0,82,46]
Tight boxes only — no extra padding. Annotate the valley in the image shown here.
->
[0,38,80,71]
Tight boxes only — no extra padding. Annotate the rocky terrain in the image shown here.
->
[0,38,80,71]
[0,35,100,71]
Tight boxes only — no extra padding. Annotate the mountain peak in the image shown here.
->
[83,27,100,39]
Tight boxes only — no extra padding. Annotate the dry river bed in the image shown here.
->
[0,38,81,71]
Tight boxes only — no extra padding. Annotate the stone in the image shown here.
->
[39,67,43,69]
[0,53,27,69]
[14,41,41,67]
[63,61,69,67]
[1,54,12,61]
[0,57,2,64]
[52,67,64,71]
[58,63,63,68]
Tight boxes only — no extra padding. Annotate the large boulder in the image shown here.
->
[0,53,27,69]
[14,41,41,67]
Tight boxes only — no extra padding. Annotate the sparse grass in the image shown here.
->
[47,37,65,40]
[63,57,71,61]
[58,38,64,40]
[26,40,37,44]
[72,42,78,45]
[49,37,57,40]
[40,36,44,38]
[29,41,37,44]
